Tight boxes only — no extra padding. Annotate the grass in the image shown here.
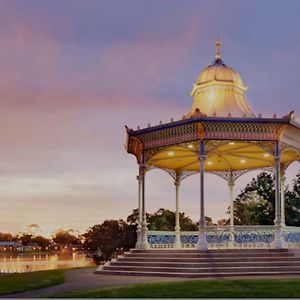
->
[0,269,65,295]
[53,278,300,298]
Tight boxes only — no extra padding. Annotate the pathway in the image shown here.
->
[2,267,190,298]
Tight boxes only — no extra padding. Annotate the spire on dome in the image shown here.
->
[215,36,222,63]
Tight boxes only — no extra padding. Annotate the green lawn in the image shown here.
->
[53,278,300,298]
[0,269,65,295]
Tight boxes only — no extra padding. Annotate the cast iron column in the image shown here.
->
[280,165,286,227]
[174,173,182,248]
[135,166,143,249]
[228,171,235,247]
[196,140,208,250]
[140,160,149,249]
[272,141,285,249]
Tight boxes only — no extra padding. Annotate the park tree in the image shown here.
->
[18,233,33,245]
[25,224,42,236]
[126,208,151,225]
[127,208,198,231]
[17,224,43,246]
[52,229,80,246]
[234,172,275,225]
[83,219,135,260]
[119,220,137,251]
[204,216,215,226]
[0,233,14,241]
[217,218,229,226]
[32,236,51,250]
[285,172,300,226]
[233,170,300,226]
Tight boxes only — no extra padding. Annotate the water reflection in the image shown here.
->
[0,253,95,273]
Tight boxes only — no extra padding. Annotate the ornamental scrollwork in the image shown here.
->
[205,140,231,154]
[209,170,249,183]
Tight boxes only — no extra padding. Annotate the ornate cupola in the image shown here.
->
[187,38,255,118]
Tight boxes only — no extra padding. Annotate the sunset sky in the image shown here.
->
[1,0,300,237]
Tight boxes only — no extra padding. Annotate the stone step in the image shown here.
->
[103,265,300,273]
[131,249,288,254]
[97,249,300,278]
[118,256,298,263]
[97,269,300,278]
[111,260,300,268]
[125,252,294,258]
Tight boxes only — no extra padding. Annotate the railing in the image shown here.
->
[147,225,300,249]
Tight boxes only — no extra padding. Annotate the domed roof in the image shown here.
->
[186,38,255,118]
[196,60,244,87]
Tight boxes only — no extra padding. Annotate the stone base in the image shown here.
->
[174,241,182,249]
[135,240,150,250]
[271,238,286,249]
[196,239,208,251]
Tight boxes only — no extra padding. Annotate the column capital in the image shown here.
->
[139,163,147,175]
[174,180,180,187]
[227,172,235,187]
[274,156,281,163]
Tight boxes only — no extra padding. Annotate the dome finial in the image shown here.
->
[215,36,222,61]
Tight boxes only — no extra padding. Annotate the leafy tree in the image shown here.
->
[205,216,215,226]
[217,218,229,226]
[19,233,34,246]
[234,171,300,226]
[148,209,176,231]
[126,208,150,225]
[52,229,80,246]
[128,208,198,231]
[32,235,51,250]
[119,220,136,251]
[83,220,127,260]
[0,233,14,241]
[25,224,42,236]
[234,172,275,225]
[127,208,214,230]
[285,172,300,226]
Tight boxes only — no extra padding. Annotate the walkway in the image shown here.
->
[2,267,190,298]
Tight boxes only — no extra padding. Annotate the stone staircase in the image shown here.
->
[96,249,300,278]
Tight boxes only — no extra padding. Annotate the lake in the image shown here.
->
[0,253,95,273]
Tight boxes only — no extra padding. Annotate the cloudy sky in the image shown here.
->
[0,0,300,236]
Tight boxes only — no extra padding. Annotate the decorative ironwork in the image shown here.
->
[130,119,287,152]
[147,226,300,248]
[144,147,164,163]
[146,166,198,184]
[127,136,143,162]
[205,140,229,153]
[179,170,199,182]
[210,170,249,183]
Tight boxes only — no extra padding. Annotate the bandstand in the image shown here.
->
[125,39,300,251]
